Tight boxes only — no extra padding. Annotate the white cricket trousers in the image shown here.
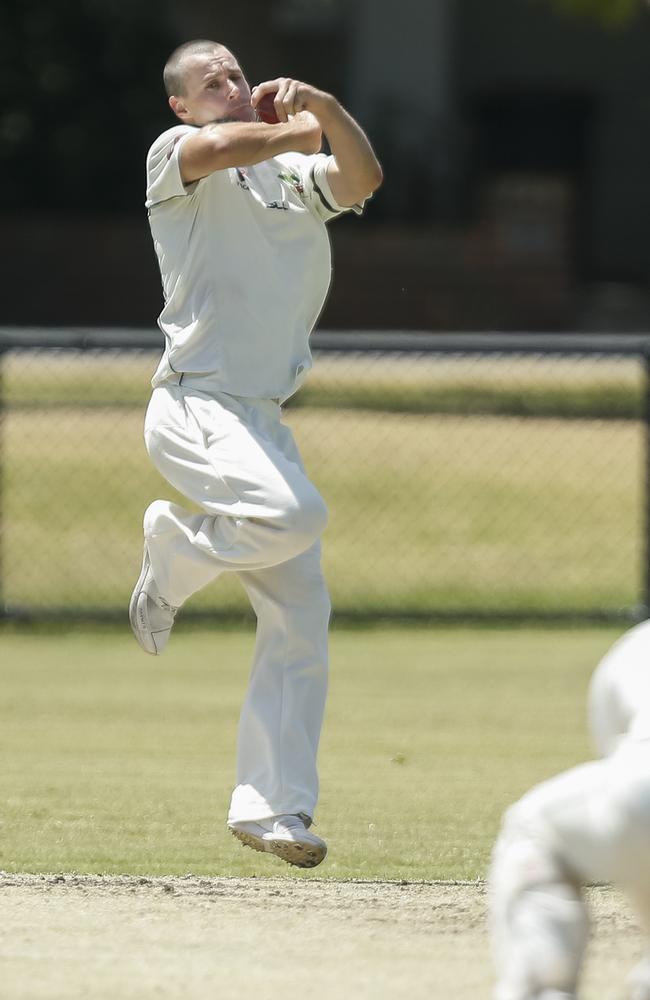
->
[489,617,650,1000]
[490,746,650,1000]
[142,384,331,824]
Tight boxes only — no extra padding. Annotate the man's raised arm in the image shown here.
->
[179,112,322,183]
[251,78,383,207]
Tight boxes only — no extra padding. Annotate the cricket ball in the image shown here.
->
[257,92,280,125]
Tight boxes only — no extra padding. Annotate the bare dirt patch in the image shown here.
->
[0,875,645,999]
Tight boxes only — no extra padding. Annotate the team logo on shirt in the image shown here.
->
[235,167,250,190]
[235,166,291,210]
[278,169,304,196]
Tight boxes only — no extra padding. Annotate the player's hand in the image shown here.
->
[251,78,334,125]
[287,110,323,155]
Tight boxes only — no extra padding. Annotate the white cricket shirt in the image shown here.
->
[145,124,362,401]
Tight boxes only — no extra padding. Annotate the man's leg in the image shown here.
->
[132,388,327,649]
[490,826,587,1000]
[226,542,330,868]
[489,762,615,1000]
[133,388,332,865]
[144,389,327,601]
[628,949,650,1000]
[229,541,330,822]
[614,755,650,1000]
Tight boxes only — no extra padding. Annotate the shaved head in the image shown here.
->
[163,39,226,97]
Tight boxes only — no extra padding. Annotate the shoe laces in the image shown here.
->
[154,594,178,614]
[275,813,317,835]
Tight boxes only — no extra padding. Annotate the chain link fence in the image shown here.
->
[1,329,648,623]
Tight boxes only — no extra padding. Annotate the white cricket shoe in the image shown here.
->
[228,813,327,869]
[129,545,178,655]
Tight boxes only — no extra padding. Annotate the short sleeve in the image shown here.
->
[146,126,198,208]
[277,152,367,223]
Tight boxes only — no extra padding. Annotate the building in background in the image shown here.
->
[2,0,650,331]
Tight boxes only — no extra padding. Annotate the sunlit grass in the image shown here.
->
[5,350,644,419]
[0,625,618,879]
[3,351,643,617]
[4,406,641,616]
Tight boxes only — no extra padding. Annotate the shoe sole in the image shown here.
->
[128,547,157,655]
[229,827,327,869]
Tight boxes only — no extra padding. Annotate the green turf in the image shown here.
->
[4,407,642,616]
[3,351,643,617]
[0,625,619,879]
[6,351,644,419]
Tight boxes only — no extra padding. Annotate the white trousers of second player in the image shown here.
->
[489,743,650,1000]
[490,620,650,1000]
[142,384,331,825]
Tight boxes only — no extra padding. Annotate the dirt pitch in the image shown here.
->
[1,874,645,999]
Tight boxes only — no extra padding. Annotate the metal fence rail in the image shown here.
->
[1,328,649,624]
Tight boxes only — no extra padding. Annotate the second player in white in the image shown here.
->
[490,618,650,999]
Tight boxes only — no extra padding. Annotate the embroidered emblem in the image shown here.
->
[278,169,304,196]
[265,201,289,211]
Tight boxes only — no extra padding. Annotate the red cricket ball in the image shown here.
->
[257,92,280,125]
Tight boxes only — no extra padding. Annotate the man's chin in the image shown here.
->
[191,107,256,127]
[208,113,255,125]
[225,106,256,124]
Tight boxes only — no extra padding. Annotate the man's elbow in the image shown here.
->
[182,125,247,181]
[369,162,383,194]
[360,162,383,200]
[348,164,383,205]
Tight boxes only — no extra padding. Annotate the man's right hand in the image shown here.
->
[251,76,382,208]
[289,111,322,156]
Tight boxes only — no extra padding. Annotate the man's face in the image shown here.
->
[170,48,256,126]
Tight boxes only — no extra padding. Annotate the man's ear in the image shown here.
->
[169,95,189,121]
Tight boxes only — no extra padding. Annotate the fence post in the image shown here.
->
[639,343,650,618]
[0,347,4,618]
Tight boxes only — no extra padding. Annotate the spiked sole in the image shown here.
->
[229,827,327,869]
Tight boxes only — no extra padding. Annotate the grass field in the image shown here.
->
[5,350,645,419]
[4,406,642,616]
[0,623,619,879]
[3,623,645,1000]
[3,350,644,617]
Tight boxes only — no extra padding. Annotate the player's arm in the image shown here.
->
[251,79,383,207]
[179,114,322,184]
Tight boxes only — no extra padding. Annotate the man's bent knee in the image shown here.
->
[280,488,328,545]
